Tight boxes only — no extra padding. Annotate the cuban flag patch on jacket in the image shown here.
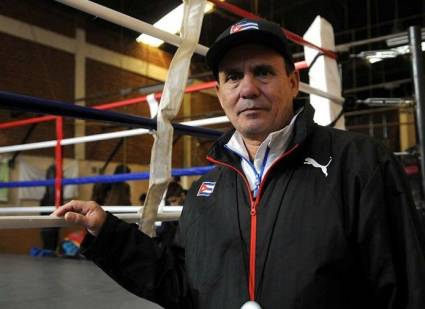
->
[197,182,216,197]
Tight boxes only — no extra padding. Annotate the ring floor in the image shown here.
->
[0,254,163,309]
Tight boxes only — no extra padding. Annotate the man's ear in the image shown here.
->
[290,70,300,98]
[215,82,224,108]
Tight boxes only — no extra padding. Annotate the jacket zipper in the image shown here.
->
[206,143,299,301]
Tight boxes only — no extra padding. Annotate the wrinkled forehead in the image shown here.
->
[218,44,285,72]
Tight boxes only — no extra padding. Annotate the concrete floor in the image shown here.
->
[0,254,163,309]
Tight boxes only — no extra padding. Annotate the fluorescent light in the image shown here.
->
[386,28,425,47]
[367,57,384,64]
[356,50,399,63]
[355,44,425,64]
[137,2,215,47]
[392,42,425,55]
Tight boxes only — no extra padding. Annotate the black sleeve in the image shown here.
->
[80,212,194,309]
[354,153,425,308]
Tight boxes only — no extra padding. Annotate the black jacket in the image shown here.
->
[81,102,425,309]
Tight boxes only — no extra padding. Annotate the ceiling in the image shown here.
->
[65,0,425,100]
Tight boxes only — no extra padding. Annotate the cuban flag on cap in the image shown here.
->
[230,20,259,34]
[197,182,216,197]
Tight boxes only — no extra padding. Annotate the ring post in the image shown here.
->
[55,117,64,207]
[409,26,425,197]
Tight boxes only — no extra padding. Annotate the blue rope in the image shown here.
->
[0,91,223,139]
[0,165,214,188]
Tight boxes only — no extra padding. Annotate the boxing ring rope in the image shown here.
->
[0,81,215,130]
[0,116,229,154]
[0,116,228,154]
[0,206,183,229]
[0,63,310,131]
[0,206,182,214]
[0,0,345,230]
[52,0,344,105]
[0,212,182,229]
[207,0,337,60]
[0,166,214,188]
[55,0,209,56]
[0,91,222,139]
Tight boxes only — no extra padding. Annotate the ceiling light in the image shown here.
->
[136,2,215,47]
[391,42,425,55]
[355,50,399,63]
[386,28,425,47]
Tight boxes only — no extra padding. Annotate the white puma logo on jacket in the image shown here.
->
[304,156,333,177]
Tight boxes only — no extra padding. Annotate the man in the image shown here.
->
[164,181,186,206]
[53,18,425,308]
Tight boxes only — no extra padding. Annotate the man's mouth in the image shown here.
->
[238,107,264,115]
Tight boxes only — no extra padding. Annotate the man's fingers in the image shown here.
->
[63,211,90,228]
[49,200,105,235]
[50,200,95,217]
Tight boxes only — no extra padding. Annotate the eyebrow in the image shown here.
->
[220,64,276,74]
[220,67,241,75]
[253,64,275,73]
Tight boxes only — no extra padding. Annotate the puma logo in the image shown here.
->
[304,156,333,177]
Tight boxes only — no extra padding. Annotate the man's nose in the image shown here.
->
[240,74,260,99]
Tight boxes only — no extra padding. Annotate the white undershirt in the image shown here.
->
[225,111,300,196]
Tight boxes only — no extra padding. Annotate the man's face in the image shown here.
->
[216,44,299,142]
[166,194,185,206]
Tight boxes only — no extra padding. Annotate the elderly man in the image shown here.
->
[53,18,425,309]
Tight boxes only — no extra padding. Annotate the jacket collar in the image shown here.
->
[207,100,317,164]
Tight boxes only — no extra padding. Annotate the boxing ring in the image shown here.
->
[0,1,348,307]
[0,0,344,232]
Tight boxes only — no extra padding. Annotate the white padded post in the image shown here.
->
[303,16,345,129]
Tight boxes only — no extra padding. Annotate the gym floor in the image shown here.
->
[0,254,162,309]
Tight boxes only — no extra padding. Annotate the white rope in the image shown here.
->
[0,212,181,229]
[0,116,229,154]
[0,206,182,214]
[55,0,209,56]
[299,82,344,105]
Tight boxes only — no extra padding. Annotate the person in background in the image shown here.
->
[164,181,186,206]
[91,164,132,206]
[91,182,111,206]
[156,181,187,248]
[138,192,147,205]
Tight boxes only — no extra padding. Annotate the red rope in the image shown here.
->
[0,115,55,129]
[208,0,337,59]
[295,60,309,70]
[54,116,63,208]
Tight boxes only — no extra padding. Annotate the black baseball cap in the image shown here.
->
[206,18,294,78]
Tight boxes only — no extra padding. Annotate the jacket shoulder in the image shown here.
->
[310,125,395,176]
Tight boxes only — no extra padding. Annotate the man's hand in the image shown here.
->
[51,200,107,236]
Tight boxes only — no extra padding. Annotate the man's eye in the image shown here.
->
[255,68,273,77]
[226,72,241,82]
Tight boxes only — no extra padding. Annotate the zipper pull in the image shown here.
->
[250,199,257,216]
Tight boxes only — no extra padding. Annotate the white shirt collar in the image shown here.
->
[224,110,301,193]
[226,110,300,166]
